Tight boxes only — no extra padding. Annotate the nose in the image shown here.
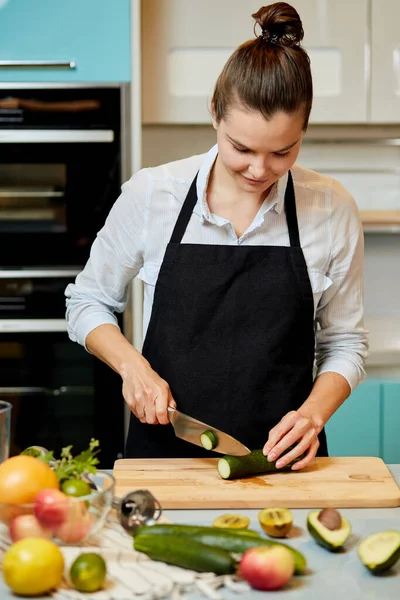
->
[248,156,268,180]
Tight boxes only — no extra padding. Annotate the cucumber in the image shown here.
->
[307,509,351,552]
[218,447,303,480]
[134,533,237,574]
[135,525,306,575]
[134,523,260,538]
[200,430,218,450]
[357,531,400,573]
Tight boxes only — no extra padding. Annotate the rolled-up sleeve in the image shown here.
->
[65,169,149,347]
[315,181,369,391]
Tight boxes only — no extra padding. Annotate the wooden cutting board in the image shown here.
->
[113,456,400,509]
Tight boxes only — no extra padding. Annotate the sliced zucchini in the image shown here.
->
[212,514,250,530]
[258,508,293,538]
[357,531,400,574]
[134,533,236,574]
[307,509,351,552]
[217,447,303,480]
[200,429,218,450]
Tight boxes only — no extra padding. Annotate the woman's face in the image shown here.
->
[212,105,304,194]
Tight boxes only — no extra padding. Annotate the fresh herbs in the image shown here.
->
[21,439,100,481]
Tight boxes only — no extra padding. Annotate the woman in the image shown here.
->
[66,2,368,469]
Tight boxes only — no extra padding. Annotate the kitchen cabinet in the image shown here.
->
[370,0,400,122]
[325,380,381,457]
[382,381,400,463]
[0,0,130,82]
[142,0,368,124]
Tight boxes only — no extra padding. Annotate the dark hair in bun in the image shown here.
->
[212,2,313,129]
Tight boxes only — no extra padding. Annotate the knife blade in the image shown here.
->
[167,407,250,456]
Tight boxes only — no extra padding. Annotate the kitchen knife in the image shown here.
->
[167,406,250,456]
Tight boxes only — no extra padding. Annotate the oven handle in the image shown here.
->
[0,130,114,143]
[0,319,67,332]
[0,386,94,396]
[0,60,76,69]
[0,269,80,279]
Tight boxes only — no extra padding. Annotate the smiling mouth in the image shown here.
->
[242,175,268,185]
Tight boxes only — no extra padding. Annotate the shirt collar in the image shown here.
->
[194,144,288,220]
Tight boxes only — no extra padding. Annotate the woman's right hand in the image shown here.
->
[120,356,176,425]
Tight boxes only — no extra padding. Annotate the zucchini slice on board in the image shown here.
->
[200,429,218,450]
[217,448,303,480]
[357,531,400,573]
[307,509,351,552]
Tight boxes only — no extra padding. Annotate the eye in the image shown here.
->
[273,151,290,158]
[232,145,249,153]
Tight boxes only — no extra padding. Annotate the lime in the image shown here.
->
[61,478,92,498]
[69,552,107,593]
[3,538,64,596]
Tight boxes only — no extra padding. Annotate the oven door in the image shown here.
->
[0,270,125,467]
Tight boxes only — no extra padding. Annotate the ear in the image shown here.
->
[210,102,218,130]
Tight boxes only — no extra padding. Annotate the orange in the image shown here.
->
[0,455,59,504]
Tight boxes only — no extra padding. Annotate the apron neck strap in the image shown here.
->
[170,170,301,248]
[170,174,199,244]
[284,171,301,248]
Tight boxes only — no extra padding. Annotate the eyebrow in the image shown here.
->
[227,134,300,153]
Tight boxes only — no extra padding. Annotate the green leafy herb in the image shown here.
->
[21,439,100,481]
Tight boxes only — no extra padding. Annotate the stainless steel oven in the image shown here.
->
[0,84,130,267]
[0,84,130,466]
[0,270,125,466]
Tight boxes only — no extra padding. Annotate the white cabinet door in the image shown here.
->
[142,0,368,124]
[370,0,400,122]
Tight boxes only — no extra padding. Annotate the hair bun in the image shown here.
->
[252,2,304,47]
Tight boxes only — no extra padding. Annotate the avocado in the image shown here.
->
[357,531,400,573]
[307,509,351,552]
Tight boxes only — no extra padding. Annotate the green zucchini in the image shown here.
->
[307,509,351,552]
[357,531,400,573]
[134,523,260,538]
[200,429,218,450]
[135,524,306,575]
[134,533,237,574]
[218,447,303,480]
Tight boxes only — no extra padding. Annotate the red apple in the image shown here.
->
[239,545,295,591]
[33,488,70,528]
[9,514,53,542]
[54,500,92,544]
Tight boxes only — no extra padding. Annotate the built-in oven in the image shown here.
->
[0,84,131,465]
[0,270,125,467]
[0,85,129,267]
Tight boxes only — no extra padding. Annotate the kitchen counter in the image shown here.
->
[0,466,399,599]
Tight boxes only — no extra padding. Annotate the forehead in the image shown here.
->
[222,106,304,148]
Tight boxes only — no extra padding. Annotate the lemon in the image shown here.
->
[3,538,64,596]
[69,552,107,592]
[212,513,250,529]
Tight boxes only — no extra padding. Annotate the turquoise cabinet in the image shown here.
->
[325,380,381,457]
[0,0,130,82]
[382,382,400,463]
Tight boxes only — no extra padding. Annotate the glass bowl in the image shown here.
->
[0,470,115,545]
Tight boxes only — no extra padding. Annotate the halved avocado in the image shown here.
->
[307,509,351,552]
[357,530,400,573]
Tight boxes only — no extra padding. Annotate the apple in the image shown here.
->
[9,514,53,542]
[239,545,295,591]
[54,500,92,544]
[34,489,70,529]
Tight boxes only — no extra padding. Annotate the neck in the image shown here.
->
[209,156,272,208]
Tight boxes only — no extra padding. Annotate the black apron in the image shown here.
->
[125,171,328,458]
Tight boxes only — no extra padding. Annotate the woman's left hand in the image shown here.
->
[262,410,321,470]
